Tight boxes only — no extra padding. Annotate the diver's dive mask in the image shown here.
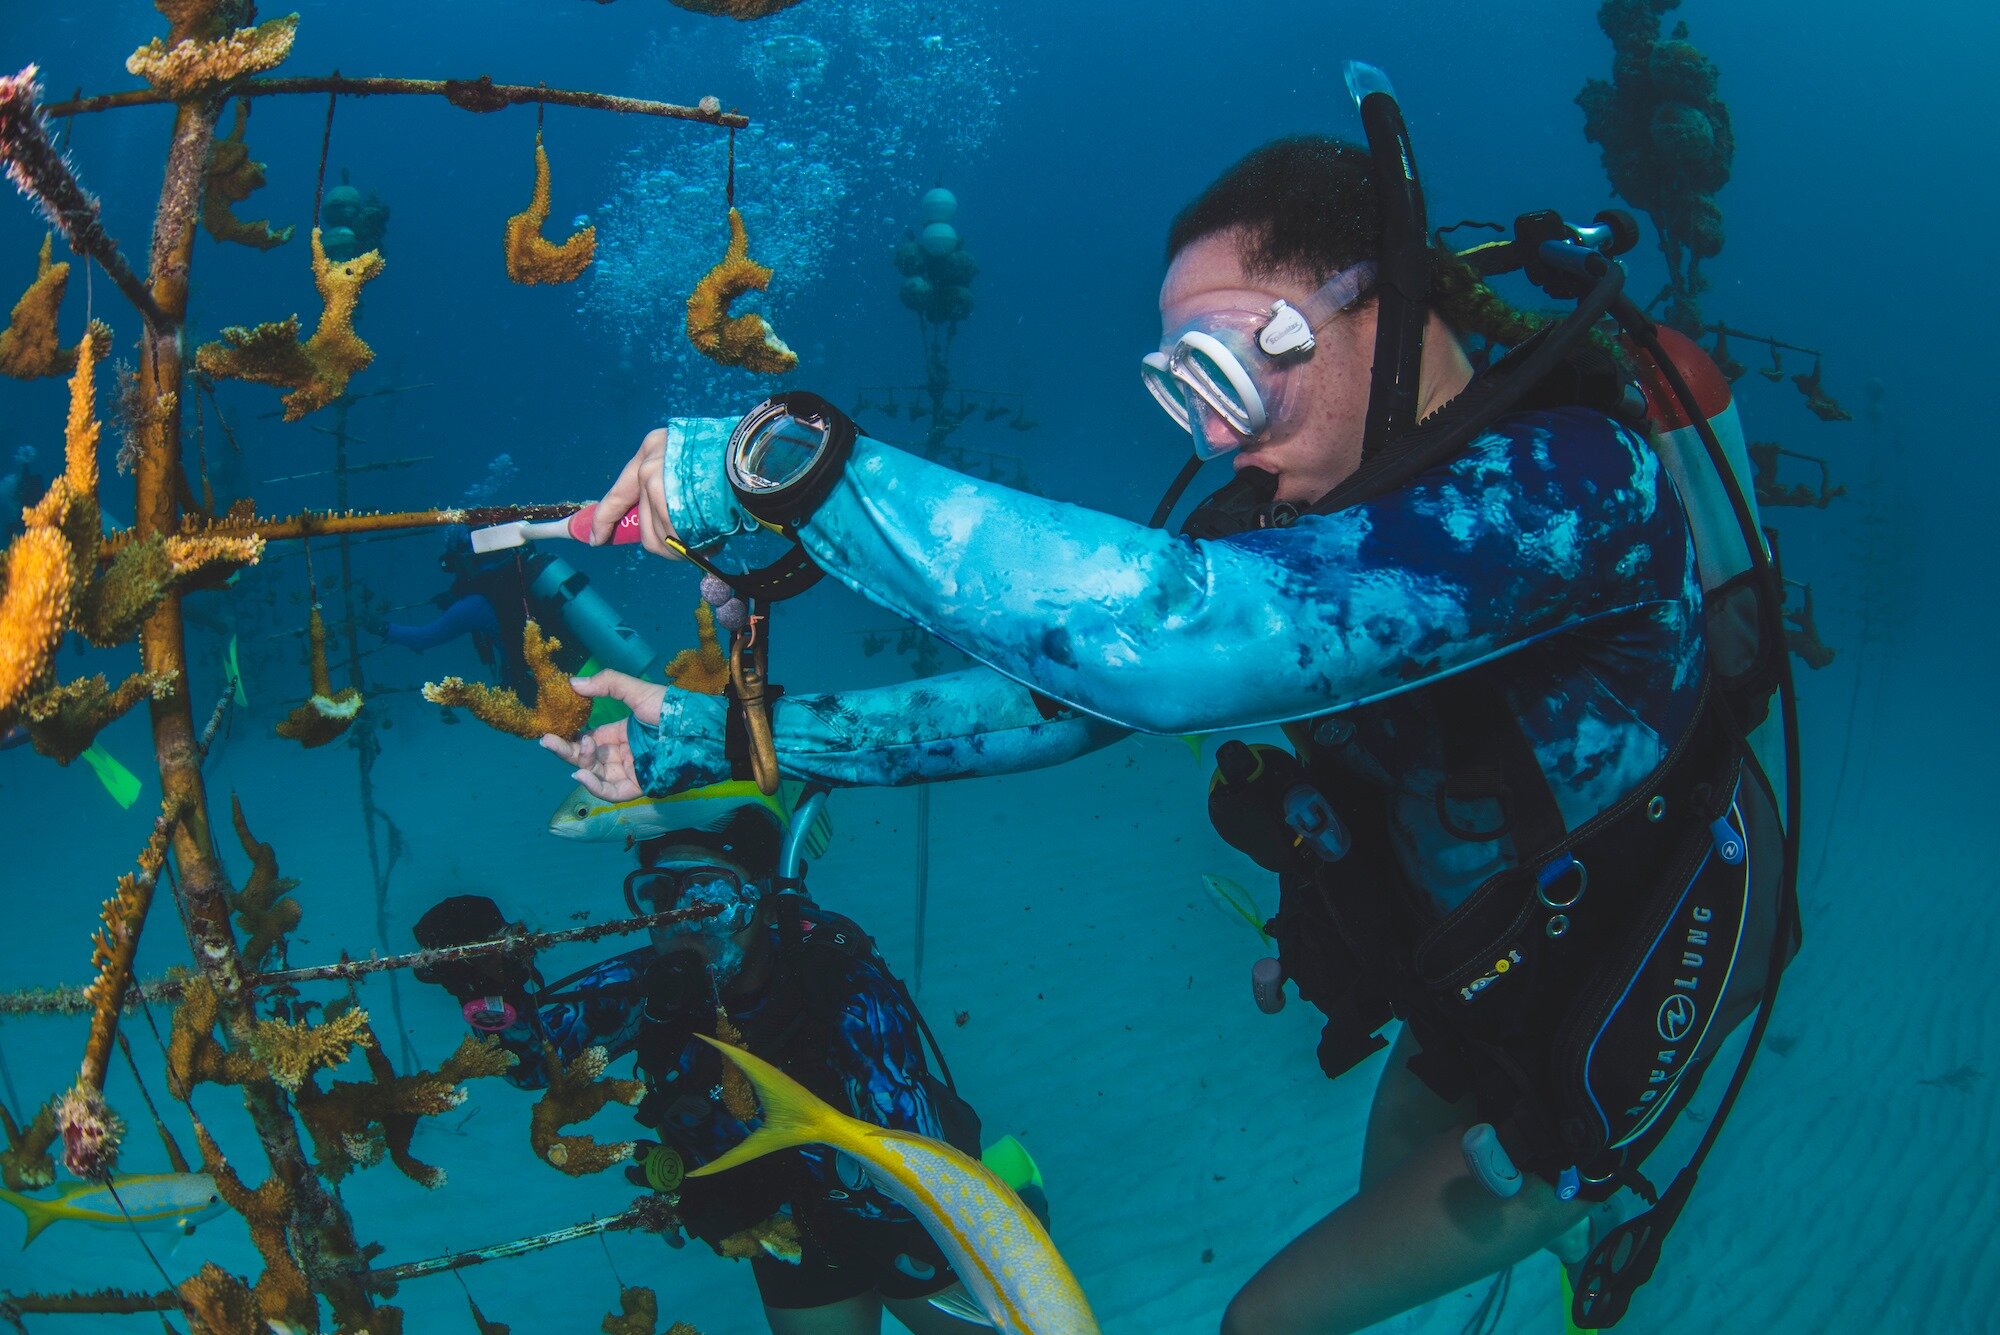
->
[624,862,762,932]
[1142,259,1376,457]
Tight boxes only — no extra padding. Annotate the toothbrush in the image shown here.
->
[469,502,641,554]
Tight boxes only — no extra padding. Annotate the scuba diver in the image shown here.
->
[412,787,1017,1335]
[382,531,655,693]
[544,64,1799,1334]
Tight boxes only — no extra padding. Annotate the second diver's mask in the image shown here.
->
[626,861,763,934]
[1142,258,1377,458]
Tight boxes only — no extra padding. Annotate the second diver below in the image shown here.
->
[412,788,1027,1335]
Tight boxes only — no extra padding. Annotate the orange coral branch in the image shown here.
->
[126,13,299,100]
[504,130,594,285]
[422,619,590,739]
[276,604,362,746]
[0,525,73,724]
[528,1045,643,1176]
[226,793,300,969]
[664,601,728,694]
[686,207,797,374]
[195,227,384,419]
[201,100,293,250]
[77,796,184,1103]
[0,232,77,378]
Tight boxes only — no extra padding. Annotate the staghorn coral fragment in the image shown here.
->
[246,1004,372,1093]
[1,1099,57,1190]
[19,669,172,764]
[601,1287,658,1335]
[686,207,797,375]
[73,530,264,648]
[716,1213,800,1264]
[528,1044,643,1176]
[664,601,728,695]
[0,232,77,378]
[226,793,300,968]
[196,227,384,420]
[178,1263,261,1335]
[298,1030,515,1188]
[190,1115,316,1331]
[422,618,590,739]
[53,1078,126,1178]
[202,101,293,250]
[276,604,363,746]
[167,976,260,1100]
[504,130,594,285]
[0,524,73,723]
[713,1007,757,1121]
[126,13,299,100]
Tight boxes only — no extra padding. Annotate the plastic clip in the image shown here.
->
[1709,813,1745,865]
[1556,1164,1582,1201]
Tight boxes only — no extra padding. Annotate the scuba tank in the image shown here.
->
[529,554,659,678]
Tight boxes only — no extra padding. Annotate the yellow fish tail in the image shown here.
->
[686,1036,863,1178]
[0,1185,61,1247]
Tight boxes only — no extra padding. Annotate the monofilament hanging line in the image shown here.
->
[312,87,338,228]
[726,125,736,208]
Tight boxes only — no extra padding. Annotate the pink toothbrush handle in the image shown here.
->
[567,503,643,544]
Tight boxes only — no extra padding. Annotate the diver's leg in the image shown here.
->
[882,1285,980,1335]
[1221,1029,1588,1335]
[762,1293,883,1335]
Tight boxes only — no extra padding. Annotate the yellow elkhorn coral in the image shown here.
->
[196,227,384,420]
[504,130,595,285]
[686,207,797,374]
[0,234,77,379]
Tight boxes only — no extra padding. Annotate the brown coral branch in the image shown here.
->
[47,74,750,129]
[601,1286,658,1335]
[77,796,184,1107]
[190,1114,316,1331]
[226,793,300,968]
[529,1046,644,1176]
[195,227,383,419]
[18,670,174,764]
[663,601,728,695]
[0,1288,177,1316]
[275,604,361,746]
[686,207,796,374]
[201,100,292,250]
[505,130,594,285]
[0,233,78,378]
[298,1029,515,1187]
[423,619,590,740]
[0,1101,57,1191]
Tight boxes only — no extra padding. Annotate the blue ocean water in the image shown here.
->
[1,0,1994,1330]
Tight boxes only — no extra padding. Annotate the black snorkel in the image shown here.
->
[1348,62,1430,459]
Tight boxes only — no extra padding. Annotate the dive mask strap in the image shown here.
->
[1258,260,1380,357]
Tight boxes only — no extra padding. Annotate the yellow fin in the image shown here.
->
[1202,873,1270,942]
[0,1184,61,1247]
[685,1036,861,1178]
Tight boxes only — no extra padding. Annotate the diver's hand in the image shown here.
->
[594,428,683,558]
[539,671,666,801]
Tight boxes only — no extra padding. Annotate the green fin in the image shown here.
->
[82,744,142,810]
[980,1134,1044,1192]
[226,634,247,706]
[1202,874,1270,942]
[1179,734,1204,760]
[0,1185,59,1247]
[1561,1264,1583,1335]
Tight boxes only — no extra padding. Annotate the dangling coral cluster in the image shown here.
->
[246,1004,373,1093]
[196,227,384,420]
[0,232,78,378]
[1578,0,1732,332]
[2,327,260,751]
[201,100,293,250]
[1,1100,57,1190]
[528,1044,644,1176]
[686,207,797,374]
[504,130,595,285]
[422,619,591,739]
[275,604,363,746]
[297,1026,515,1188]
[125,12,298,100]
[600,1286,658,1335]
[227,794,302,969]
[664,600,729,695]
[188,1115,317,1330]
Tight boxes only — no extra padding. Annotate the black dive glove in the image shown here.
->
[412,895,531,1029]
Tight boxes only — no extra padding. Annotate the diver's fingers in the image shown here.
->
[592,437,655,544]
[637,490,673,560]
[569,671,620,698]
[571,767,633,802]
[539,733,583,765]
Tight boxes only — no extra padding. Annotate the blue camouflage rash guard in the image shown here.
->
[629,407,1703,915]
[489,918,947,1226]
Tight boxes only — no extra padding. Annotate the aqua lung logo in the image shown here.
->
[1622,904,1713,1124]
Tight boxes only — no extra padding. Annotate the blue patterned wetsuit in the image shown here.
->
[630,407,1702,917]
[486,908,962,1304]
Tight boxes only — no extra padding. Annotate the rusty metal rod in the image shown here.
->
[45,75,748,128]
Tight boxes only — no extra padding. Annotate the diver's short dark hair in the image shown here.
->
[638,805,783,874]
[1166,136,1379,286]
